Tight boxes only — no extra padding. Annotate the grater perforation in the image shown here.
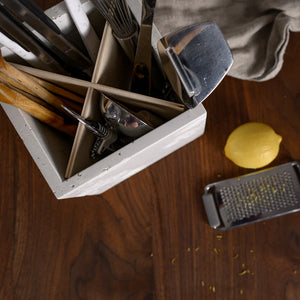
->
[202,162,300,230]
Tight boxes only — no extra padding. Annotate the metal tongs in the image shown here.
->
[0,0,92,77]
[0,4,65,72]
[130,0,156,95]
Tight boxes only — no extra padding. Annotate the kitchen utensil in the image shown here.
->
[202,161,300,231]
[0,51,70,112]
[90,131,119,159]
[63,108,117,162]
[91,0,138,62]
[101,94,155,138]
[130,0,155,95]
[1,0,92,76]
[15,0,61,32]
[13,63,185,119]
[0,82,76,136]
[92,94,163,159]
[0,4,66,72]
[23,73,85,104]
[0,31,44,69]
[62,105,108,138]
[64,0,100,63]
[0,70,82,113]
[158,22,233,108]
[0,52,110,138]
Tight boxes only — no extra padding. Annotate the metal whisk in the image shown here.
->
[91,0,138,61]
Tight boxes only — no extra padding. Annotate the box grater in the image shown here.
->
[202,161,300,230]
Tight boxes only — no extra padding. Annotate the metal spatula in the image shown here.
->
[202,162,300,230]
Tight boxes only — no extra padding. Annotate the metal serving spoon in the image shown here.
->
[100,94,159,138]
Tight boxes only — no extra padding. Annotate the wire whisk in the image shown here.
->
[92,0,136,38]
[92,0,138,61]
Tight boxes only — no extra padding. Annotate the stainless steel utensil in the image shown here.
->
[0,4,66,72]
[17,0,61,33]
[158,22,233,108]
[90,130,118,159]
[59,103,118,156]
[130,0,156,95]
[1,0,92,77]
[101,94,155,138]
[91,0,138,62]
[202,161,300,231]
[61,105,108,138]
[0,31,44,69]
[0,52,102,138]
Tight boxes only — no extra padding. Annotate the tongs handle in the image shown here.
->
[18,0,61,33]
[0,5,66,72]
[130,0,156,95]
[61,105,108,138]
[1,0,92,70]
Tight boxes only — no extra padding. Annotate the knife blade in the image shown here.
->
[0,31,50,69]
[18,0,61,34]
[0,4,66,72]
[0,0,92,72]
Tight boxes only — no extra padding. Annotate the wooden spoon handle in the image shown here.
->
[25,73,85,104]
[0,83,76,136]
[0,51,64,111]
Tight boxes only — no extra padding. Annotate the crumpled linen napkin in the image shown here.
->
[154,0,300,81]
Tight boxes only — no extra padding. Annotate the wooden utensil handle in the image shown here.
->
[0,83,76,136]
[0,51,64,111]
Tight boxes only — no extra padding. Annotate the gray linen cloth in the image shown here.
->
[154,0,300,81]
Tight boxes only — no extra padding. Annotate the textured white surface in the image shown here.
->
[55,104,207,199]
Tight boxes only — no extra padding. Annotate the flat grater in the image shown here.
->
[202,161,300,230]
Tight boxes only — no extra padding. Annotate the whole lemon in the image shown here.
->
[224,122,282,169]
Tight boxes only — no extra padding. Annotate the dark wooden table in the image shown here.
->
[1,1,299,299]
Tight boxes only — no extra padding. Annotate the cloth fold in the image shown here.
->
[154,0,300,81]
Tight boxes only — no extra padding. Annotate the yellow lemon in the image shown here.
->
[224,122,282,169]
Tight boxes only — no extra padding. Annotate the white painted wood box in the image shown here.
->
[0,0,207,199]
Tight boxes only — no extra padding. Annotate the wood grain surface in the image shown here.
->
[0,1,299,299]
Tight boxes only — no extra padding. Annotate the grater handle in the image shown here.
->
[202,193,221,229]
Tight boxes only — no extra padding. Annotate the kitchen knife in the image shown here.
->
[0,4,66,72]
[0,0,92,73]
